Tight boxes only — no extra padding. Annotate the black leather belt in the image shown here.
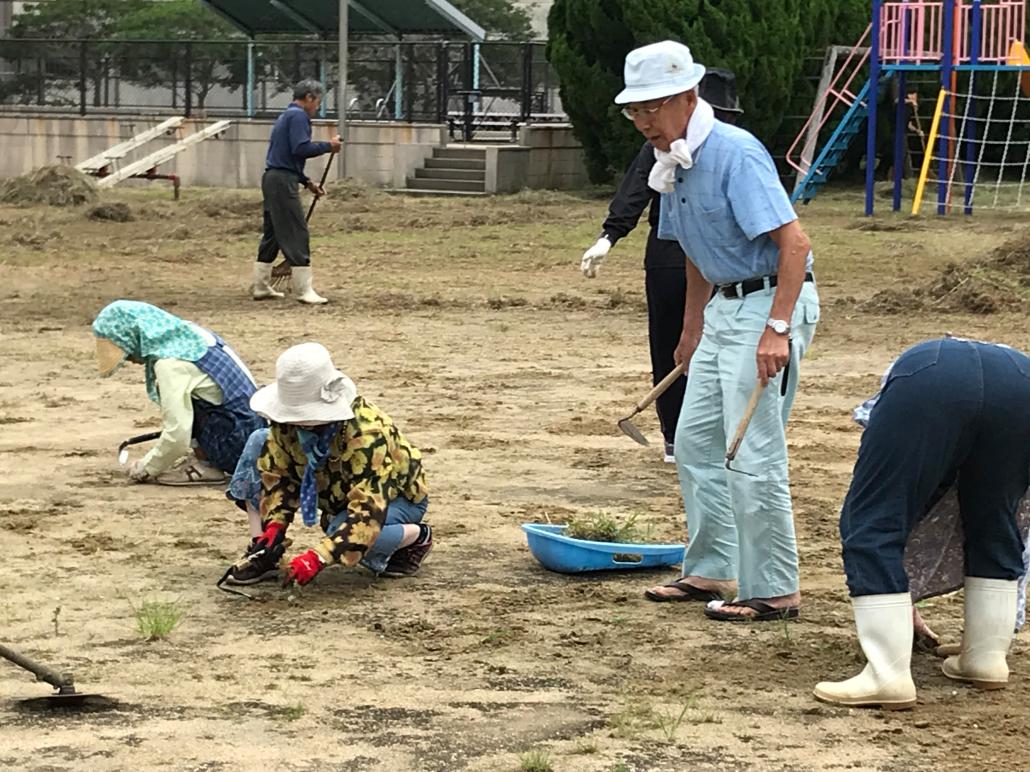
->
[718,272,814,299]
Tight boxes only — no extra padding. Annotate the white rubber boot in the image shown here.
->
[291,266,328,305]
[251,262,284,300]
[813,593,917,710]
[942,577,1017,690]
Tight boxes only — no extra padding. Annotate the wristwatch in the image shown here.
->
[766,318,790,335]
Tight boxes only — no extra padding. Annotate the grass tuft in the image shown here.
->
[519,749,553,772]
[130,599,184,641]
[564,511,654,543]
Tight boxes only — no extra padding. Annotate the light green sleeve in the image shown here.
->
[140,359,223,476]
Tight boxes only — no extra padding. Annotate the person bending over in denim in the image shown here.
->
[815,338,1030,709]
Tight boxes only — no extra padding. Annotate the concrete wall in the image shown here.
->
[485,146,530,194]
[519,124,590,190]
[0,113,446,189]
[0,112,589,192]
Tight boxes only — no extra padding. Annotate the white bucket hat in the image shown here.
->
[615,41,706,105]
[250,342,357,424]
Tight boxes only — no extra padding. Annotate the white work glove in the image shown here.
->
[580,236,612,278]
[127,460,152,483]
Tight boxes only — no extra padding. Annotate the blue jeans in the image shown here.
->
[327,496,429,575]
[227,427,429,574]
[840,339,1030,596]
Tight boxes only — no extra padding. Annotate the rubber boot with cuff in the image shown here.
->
[292,266,328,305]
[252,261,284,300]
[942,577,1017,690]
[813,593,917,710]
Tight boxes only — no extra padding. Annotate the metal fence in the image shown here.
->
[0,38,563,137]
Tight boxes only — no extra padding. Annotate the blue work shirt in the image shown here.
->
[657,121,813,285]
[265,103,332,184]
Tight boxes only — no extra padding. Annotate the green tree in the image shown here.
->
[451,0,534,40]
[1,0,146,107]
[8,0,145,37]
[113,0,244,109]
[0,0,242,109]
[547,0,871,182]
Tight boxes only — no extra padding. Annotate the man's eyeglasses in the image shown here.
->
[621,96,673,121]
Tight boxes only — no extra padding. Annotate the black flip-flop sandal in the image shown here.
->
[644,580,722,603]
[703,598,799,622]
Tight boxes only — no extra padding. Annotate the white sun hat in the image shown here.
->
[250,342,357,424]
[615,40,706,105]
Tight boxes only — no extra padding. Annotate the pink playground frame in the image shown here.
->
[787,1,1029,188]
[880,0,1026,64]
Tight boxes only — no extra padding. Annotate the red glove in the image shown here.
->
[255,521,285,550]
[283,550,325,587]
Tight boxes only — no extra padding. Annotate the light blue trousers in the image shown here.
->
[674,281,820,599]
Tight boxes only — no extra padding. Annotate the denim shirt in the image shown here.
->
[657,121,813,285]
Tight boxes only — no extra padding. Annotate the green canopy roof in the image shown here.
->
[200,0,486,40]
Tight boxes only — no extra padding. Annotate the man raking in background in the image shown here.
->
[251,79,341,305]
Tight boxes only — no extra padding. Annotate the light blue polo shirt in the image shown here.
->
[657,122,813,285]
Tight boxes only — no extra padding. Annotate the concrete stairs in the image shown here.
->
[404,146,488,196]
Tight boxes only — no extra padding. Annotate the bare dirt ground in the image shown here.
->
[0,182,1028,772]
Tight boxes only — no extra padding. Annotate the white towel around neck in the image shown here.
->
[648,97,715,193]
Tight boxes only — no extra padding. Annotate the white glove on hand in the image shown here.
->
[128,460,152,483]
[580,236,612,278]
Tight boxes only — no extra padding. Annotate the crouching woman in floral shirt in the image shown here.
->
[223,342,432,587]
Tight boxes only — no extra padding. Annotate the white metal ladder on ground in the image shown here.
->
[95,120,233,189]
[75,117,185,176]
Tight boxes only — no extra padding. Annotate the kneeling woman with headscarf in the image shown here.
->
[93,300,267,485]
[223,342,432,587]
[815,337,1030,709]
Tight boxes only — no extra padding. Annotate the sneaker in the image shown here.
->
[154,455,227,486]
[223,539,284,585]
[381,534,434,578]
[663,442,676,464]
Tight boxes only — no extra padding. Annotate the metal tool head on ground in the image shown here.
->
[0,642,116,713]
[117,431,162,465]
[616,362,686,447]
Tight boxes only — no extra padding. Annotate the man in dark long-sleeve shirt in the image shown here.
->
[252,79,341,305]
[580,69,743,462]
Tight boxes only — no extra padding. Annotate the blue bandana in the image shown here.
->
[297,423,341,527]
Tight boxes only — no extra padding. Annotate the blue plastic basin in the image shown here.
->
[521,523,685,574]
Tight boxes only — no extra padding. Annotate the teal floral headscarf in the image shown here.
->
[92,300,209,403]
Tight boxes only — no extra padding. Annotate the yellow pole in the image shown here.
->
[911,89,949,215]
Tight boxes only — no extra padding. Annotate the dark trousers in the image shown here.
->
[643,235,687,446]
[840,338,1030,596]
[256,169,310,266]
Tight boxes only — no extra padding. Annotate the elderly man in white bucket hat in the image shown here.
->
[618,42,821,622]
[580,68,746,465]
[221,342,431,587]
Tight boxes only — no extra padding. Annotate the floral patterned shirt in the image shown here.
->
[257,397,427,566]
